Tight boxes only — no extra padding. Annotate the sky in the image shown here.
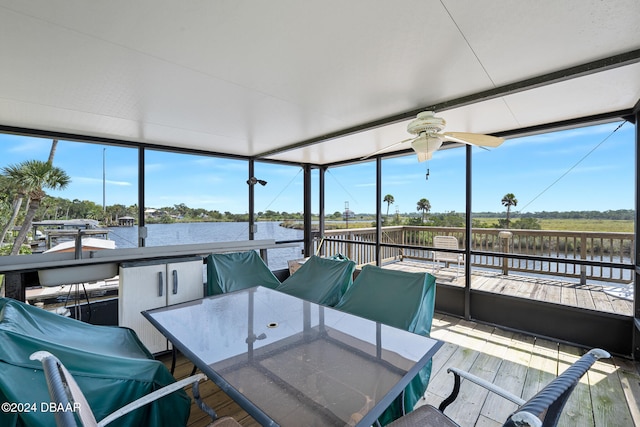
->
[0,120,634,215]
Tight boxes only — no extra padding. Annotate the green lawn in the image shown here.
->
[474,218,634,232]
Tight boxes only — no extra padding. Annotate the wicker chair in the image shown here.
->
[387,348,610,427]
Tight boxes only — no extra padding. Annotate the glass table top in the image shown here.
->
[143,286,442,426]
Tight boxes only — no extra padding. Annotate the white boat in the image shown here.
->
[43,237,116,253]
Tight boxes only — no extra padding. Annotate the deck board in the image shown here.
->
[161,313,640,427]
[557,344,594,426]
[383,260,633,316]
[588,356,635,426]
[478,330,532,423]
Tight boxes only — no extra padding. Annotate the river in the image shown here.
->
[107,222,304,270]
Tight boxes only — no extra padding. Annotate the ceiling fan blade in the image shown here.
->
[443,132,505,147]
[361,137,415,160]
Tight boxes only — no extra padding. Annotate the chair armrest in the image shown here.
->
[98,374,207,427]
[98,374,208,426]
[439,367,525,413]
[507,349,610,427]
[32,350,218,427]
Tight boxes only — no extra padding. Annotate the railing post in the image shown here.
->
[498,231,513,276]
[580,232,587,285]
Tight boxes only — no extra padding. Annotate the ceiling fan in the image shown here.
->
[363,111,505,162]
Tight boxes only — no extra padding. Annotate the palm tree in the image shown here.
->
[9,160,70,255]
[47,139,58,165]
[501,193,518,229]
[416,198,431,223]
[383,194,394,217]
[0,165,28,246]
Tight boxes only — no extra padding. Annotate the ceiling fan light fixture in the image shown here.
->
[362,110,503,162]
[411,134,443,162]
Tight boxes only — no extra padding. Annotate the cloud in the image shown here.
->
[144,162,166,173]
[73,177,132,186]
[8,140,47,153]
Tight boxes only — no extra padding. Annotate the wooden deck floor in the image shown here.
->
[161,313,640,427]
[382,260,634,316]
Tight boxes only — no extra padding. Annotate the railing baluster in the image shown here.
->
[316,226,632,284]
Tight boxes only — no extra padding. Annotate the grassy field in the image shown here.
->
[473,218,634,232]
[286,218,634,232]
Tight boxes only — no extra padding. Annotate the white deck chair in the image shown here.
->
[432,236,464,278]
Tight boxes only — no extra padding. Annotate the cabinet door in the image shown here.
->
[166,260,204,306]
[118,263,169,354]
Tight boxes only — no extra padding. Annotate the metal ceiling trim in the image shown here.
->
[0,124,305,167]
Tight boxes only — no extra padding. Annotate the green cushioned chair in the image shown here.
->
[276,255,356,306]
[0,298,189,427]
[206,251,281,295]
[33,351,238,427]
[0,297,152,359]
[334,265,437,426]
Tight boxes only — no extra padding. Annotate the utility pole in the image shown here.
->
[344,201,349,229]
[102,148,106,217]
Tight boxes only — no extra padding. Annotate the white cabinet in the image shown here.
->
[119,257,204,353]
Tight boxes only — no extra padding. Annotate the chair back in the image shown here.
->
[31,351,213,427]
[335,265,436,336]
[433,235,462,263]
[334,265,437,424]
[276,255,356,306]
[206,251,281,295]
[32,351,98,427]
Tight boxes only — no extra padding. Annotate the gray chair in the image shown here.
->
[387,348,610,427]
[31,351,241,427]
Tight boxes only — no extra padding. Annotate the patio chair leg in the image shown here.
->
[170,346,177,374]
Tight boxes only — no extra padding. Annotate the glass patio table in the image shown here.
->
[142,286,442,427]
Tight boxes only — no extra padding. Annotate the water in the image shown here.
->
[107,221,304,270]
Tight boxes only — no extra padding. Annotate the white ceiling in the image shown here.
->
[1,0,639,165]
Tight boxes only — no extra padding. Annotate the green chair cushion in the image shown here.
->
[206,250,281,295]
[334,265,437,425]
[0,298,189,427]
[276,255,356,306]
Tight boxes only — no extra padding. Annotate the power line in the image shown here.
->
[326,169,360,207]
[517,120,628,213]
[260,167,303,212]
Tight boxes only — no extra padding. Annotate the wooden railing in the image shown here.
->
[315,226,405,266]
[316,226,634,284]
